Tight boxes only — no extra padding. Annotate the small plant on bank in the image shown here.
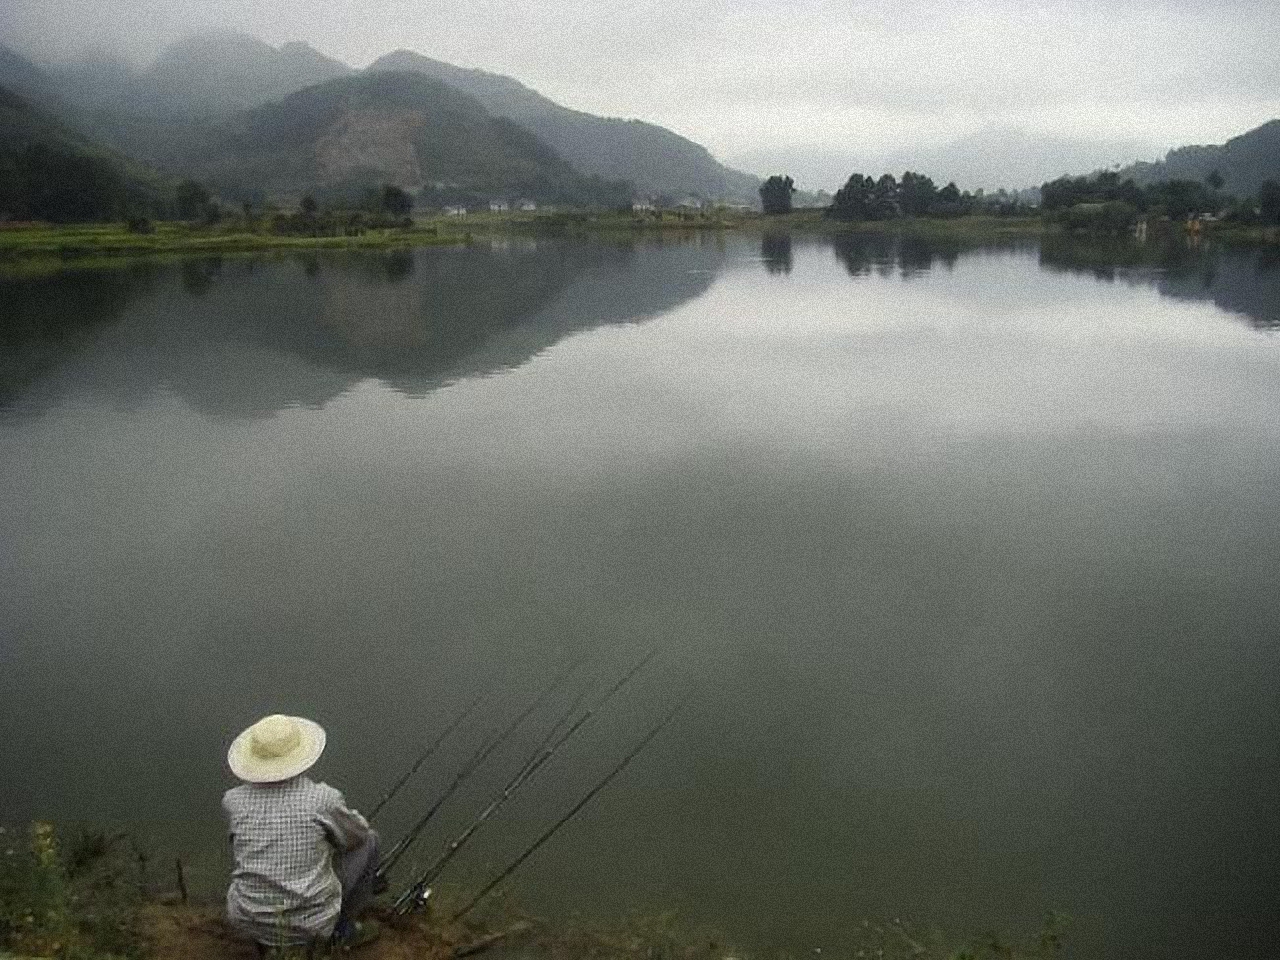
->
[1,822,143,959]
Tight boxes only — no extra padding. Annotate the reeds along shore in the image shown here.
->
[2,821,1070,960]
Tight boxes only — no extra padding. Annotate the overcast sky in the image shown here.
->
[5,0,1279,189]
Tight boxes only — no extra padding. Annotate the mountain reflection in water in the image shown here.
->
[820,230,1280,331]
[0,235,726,419]
[3,233,1276,423]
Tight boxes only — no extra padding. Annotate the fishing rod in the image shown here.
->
[451,702,683,921]
[367,690,487,823]
[378,657,586,878]
[393,648,658,913]
[541,683,589,752]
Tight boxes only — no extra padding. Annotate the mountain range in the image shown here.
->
[1119,120,1280,197]
[365,50,759,200]
[0,31,760,212]
[3,30,1278,220]
[176,71,632,207]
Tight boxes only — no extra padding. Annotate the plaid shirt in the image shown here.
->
[222,776,371,945]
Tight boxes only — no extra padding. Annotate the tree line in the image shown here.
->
[758,168,1280,230]
[759,171,1028,220]
[1038,170,1280,229]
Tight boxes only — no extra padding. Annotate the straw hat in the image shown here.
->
[228,714,327,783]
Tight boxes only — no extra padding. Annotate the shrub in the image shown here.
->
[1,822,142,959]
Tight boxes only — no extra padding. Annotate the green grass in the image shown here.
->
[0,220,468,261]
[1,823,143,960]
[4,212,1269,269]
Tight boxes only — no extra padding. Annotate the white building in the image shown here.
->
[444,205,467,217]
[489,200,510,213]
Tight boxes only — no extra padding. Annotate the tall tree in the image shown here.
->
[381,184,414,217]
[899,171,937,217]
[759,175,796,215]
[869,173,898,219]
[828,174,875,221]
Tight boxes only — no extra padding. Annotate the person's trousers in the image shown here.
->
[252,830,381,956]
[335,829,380,924]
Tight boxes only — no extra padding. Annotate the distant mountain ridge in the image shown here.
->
[0,44,63,113]
[367,50,759,201]
[177,71,630,207]
[46,31,352,118]
[16,31,759,204]
[149,32,353,113]
[1120,120,1280,196]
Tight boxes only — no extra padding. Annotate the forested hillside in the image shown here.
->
[177,71,631,207]
[0,47,168,221]
[1122,120,1280,195]
[367,50,759,202]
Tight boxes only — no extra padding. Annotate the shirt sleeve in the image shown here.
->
[316,788,372,852]
[222,788,237,843]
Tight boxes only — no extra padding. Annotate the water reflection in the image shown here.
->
[5,234,1275,424]
[830,231,980,279]
[0,264,158,409]
[760,233,793,275]
[0,237,725,419]
[1038,235,1280,330]
[180,257,223,296]
[818,230,1280,331]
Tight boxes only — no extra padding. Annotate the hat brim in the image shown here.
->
[227,717,327,783]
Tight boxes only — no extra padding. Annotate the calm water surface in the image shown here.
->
[2,234,1279,959]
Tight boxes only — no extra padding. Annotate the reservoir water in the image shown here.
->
[2,233,1278,959]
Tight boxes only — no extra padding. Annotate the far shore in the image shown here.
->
[0,210,1275,268]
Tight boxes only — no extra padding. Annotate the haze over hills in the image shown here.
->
[1119,120,1280,196]
[45,31,352,118]
[0,46,170,221]
[174,72,631,207]
[0,43,63,113]
[734,128,1156,194]
[12,30,760,204]
[367,50,759,202]
[3,28,1278,218]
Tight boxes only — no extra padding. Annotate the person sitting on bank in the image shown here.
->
[223,713,382,952]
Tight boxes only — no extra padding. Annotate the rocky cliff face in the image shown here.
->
[315,107,426,186]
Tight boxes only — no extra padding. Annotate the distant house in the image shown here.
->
[444,205,468,217]
[519,200,537,212]
[631,201,655,213]
[489,200,510,213]
[676,196,704,210]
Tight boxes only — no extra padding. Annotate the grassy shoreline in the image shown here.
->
[0,221,467,258]
[1,212,1275,269]
[1,822,1069,960]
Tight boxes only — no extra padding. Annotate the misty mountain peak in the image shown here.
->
[152,30,277,69]
[147,30,352,114]
[278,41,351,72]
